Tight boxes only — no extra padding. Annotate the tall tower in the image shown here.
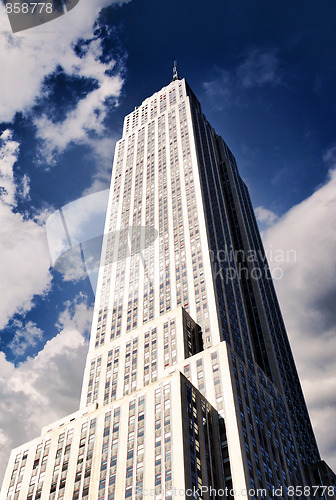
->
[2,72,335,500]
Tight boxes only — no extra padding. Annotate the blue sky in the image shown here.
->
[0,0,336,482]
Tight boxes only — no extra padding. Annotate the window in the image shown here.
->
[164,399,170,410]
[109,474,116,486]
[113,422,119,433]
[137,461,143,473]
[138,425,144,438]
[102,442,108,453]
[128,415,135,425]
[126,466,133,478]
[81,422,88,433]
[128,431,134,442]
[165,468,172,482]
[137,443,144,455]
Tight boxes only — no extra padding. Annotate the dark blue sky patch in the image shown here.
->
[35,67,100,124]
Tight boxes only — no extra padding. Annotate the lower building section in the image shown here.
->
[1,369,241,500]
[2,341,335,500]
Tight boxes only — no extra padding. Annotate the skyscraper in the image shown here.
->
[2,69,335,500]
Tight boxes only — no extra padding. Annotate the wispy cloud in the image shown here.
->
[56,293,93,335]
[323,145,336,165]
[203,48,283,109]
[255,205,278,227]
[8,320,43,358]
[237,49,282,88]
[262,164,336,470]
[82,136,120,195]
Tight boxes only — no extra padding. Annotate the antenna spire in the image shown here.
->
[172,60,180,81]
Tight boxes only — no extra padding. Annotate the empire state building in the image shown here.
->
[2,67,335,500]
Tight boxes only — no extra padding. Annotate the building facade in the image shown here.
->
[1,72,335,500]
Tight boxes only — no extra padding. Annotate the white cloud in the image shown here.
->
[0,0,128,173]
[19,173,30,200]
[34,41,124,164]
[56,293,93,334]
[0,130,20,206]
[0,131,52,329]
[54,245,88,282]
[255,205,278,226]
[262,168,336,470]
[0,209,51,328]
[0,0,127,123]
[0,297,91,484]
[8,320,43,358]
